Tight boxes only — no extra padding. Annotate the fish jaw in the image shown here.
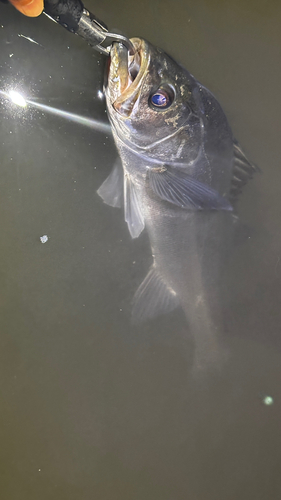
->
[106,38,150,118]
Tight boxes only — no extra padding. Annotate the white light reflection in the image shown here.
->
[9,90,27,107]
[43,12,59,23]
[27,99,112,134]
[18,34,40,46]
[0,89,112,135]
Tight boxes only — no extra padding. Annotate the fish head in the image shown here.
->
[105,38,204,164]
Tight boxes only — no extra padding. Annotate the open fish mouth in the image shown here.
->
[106,38,150,117]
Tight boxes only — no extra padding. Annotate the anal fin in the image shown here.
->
[132,266,180,324]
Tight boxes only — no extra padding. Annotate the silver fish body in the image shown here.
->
[98,38,255,366]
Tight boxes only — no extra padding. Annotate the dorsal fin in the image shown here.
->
[230,140,259,202]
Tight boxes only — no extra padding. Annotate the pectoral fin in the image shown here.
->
[132,266,180,324]
[124,175,145,238]
[148,166,232,211]
[97,158,123,208]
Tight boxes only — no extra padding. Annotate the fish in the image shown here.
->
[98,38,256,368]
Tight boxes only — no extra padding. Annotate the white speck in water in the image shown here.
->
[9,53,13,58]
[38,469,41,472]
[40,235,48,244]
[97,90,104,100]
[262,396,274,405]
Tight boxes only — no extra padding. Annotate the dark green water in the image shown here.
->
[0,1,281,498]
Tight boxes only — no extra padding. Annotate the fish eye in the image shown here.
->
[149,86,174,110]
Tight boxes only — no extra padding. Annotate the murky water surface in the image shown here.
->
[0,1,281,498]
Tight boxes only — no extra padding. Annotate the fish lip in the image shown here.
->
[108,38,150,117]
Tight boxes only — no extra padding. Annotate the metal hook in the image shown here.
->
[77,9,135,56]
[43,0,135,56]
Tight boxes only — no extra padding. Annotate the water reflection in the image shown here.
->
[7,89,27,107]
[0,88,111,133]
[0,1,281,499]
